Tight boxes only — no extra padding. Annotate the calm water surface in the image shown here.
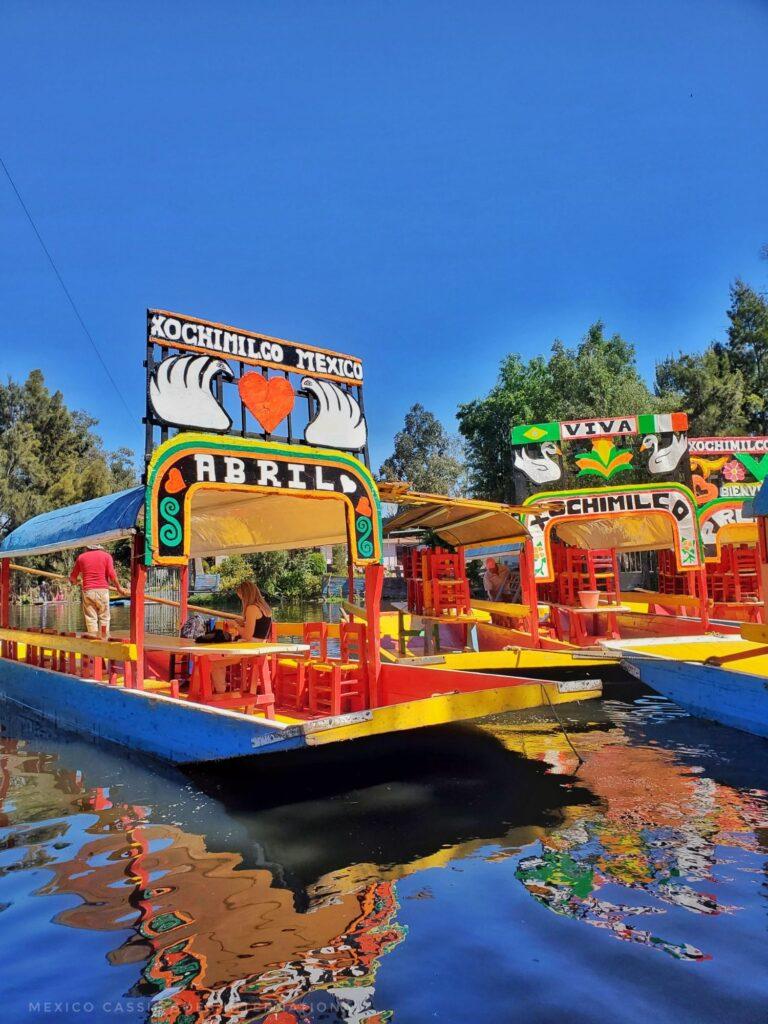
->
[0,682,766,1023]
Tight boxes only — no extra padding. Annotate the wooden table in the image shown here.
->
[410,613,481,655]
[116,633,309,713]
[547,603,632,647]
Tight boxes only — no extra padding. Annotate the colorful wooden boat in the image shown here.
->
[378,420,766,676]
[601,479,768,738]
[0,309,601,764]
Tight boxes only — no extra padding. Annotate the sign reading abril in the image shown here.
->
[146,437,381,566]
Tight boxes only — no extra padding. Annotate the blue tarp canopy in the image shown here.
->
[754,480,768,517]
[0,487,144,558]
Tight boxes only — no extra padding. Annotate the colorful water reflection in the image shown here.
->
[0,688,767,1023]
[492,709,768,961]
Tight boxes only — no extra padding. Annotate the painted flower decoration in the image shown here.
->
[722,459,746,482]
[575,438,633,480]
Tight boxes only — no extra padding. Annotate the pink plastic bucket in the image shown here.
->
[578,590,601,610]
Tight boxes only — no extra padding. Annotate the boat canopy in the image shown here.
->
[0,487,145,558]
[379,483,533,548]
[552,514,675,553]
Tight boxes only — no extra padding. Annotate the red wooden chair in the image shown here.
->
[308,622,367,717]
[275,621,328,711]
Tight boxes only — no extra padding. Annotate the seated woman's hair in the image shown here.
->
[237,580,271,615]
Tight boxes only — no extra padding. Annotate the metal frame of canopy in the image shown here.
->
[379,483,546,645]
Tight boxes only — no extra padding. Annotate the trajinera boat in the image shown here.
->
[382,415,766,675]
[601,477,768,738]
[0,309,601,764]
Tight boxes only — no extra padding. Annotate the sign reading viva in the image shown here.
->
[149,310,363,385]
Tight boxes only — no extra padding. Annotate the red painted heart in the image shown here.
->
[165,467,186,494]
[238,373,295,434]
[692,474,718,505]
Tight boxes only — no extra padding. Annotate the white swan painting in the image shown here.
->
[302,377,367,451]
[513,442,562,484]
[149,354,233,431]
[640,432,688,474]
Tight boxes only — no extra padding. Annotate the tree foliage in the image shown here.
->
[0,370,136,538]
[655,280,768,435]
[379,404,464,495]
[457,323,663,501]
[654,345,748,436]
[217,549,327,602]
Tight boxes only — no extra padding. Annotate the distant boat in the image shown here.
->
[607,635,768,739]
[602,479,768,739]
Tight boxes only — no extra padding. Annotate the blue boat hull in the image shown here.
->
[0,660,309,763]
[623,656,768,738]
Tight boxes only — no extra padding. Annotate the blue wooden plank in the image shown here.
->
[625,656,768,738]
[0,661,308,763]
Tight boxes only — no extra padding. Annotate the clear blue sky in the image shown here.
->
[2,0,766,473]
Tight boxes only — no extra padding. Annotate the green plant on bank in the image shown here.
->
[216,549,328,602]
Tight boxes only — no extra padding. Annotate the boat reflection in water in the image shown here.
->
[0,688,766,1022]
[492,695,768,962]
[0,716,591,1023]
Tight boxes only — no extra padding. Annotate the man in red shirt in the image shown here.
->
[69,545,129,638]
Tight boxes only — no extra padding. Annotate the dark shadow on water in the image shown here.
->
[0,706,595,900]
[185,724,596,897]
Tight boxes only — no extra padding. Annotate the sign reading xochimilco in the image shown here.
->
[145,310,369,470]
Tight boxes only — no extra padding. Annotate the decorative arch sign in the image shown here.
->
[145,434,382,567]
[698,499,756,561]
[522,484,701,581]
[509,412,690,504]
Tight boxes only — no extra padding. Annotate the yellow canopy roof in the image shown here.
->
[188,489,352,557]
[379,483,539,548]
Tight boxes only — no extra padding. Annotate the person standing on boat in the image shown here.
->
[483,557,511,601]
[69,545,129,638]
[210,580,273,693]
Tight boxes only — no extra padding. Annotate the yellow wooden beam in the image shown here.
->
[0,627,136,662]
[340,599,368,621]
[471,599,533,617]
[305,680,601,746]
[619,590,701,610]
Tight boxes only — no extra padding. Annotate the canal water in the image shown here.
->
[0,676,766,1023]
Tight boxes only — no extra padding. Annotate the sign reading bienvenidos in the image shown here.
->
[144,309,369,470]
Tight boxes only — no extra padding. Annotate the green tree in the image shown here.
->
[217,549,326,602]
[457,322,662,501]
[330,544,347,575]
[379,404,464,494]
[723,279,768,432]
[0,370,137,538]
[654,345,748,436]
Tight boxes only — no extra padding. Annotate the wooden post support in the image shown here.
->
[179,562,190,626]
[347,559,356,620]
[0,559,10,631]
[130,534,147,689]
[521,540,541,648]
[693,567,710,631]
[364,563,383,708]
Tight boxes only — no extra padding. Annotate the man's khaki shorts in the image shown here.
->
[82,589,111,636]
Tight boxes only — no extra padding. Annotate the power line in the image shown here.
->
[0,154,134,421]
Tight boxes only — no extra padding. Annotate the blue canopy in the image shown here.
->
[0,487,144,558]
[754,480,768,517]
